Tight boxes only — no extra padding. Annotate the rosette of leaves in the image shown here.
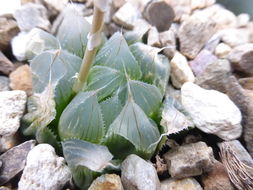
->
[22,11,170,189]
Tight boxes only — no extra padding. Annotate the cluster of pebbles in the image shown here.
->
[0,0,253,189]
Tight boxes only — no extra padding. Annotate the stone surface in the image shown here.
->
[215,43,231,59]
[238,77,253,90]
[11,32,29,61]
[121,154,160,190]
[225,76,253,157]
[0,187,11,190]
[88,174,124,190]
[0,134,19,153]
[0,0,21,16]
[0,17,19,51]
[195,59,231,93]
[227,43,253,63]
[14,3,50,32]
[161,178,203,190]
[218,140,253,190]
[0,52,14,75]
[143,0,175,32]
[202,161,235,190]
[113,2,141,30]
[189,49,218,76]
[178,16,217,59]
[0,90,27,137]
[18,144,71,190]
[181,82,242,140]
[9,65,32,95]
[0,76,9,91]
[163,141,215,179]
[43,0,68,12]
[0,140,36,185]
[147,27,160,47]
[170,51,195,88]
[237,13,250,27]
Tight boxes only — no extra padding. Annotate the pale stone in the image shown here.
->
[88,174,124,190]
[181,82,242,140]
[237,13,250,28]
[190,0,215,10]
[113,2,141,29]
[238,77,253,90]
[18,144,71,190]
[170,52,195,88]
[215,43,231,59]
[147,27,160,47]
[0,0,21,16]
[164,142,215,178]
[11,32,30,61]
[0,76,9,91]
[227,43,253,63]
[0,90,27,137]
[0,134,19,152]
[9,65,32,95]
[121,154,160,190]
[44,0,68,12]
[220,28,250,47]
[161,178,203,190]
[112,0,126,8]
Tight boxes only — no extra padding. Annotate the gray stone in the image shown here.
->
[214,43,231,59]
[0,17,19,51]
[163,141,215,178]
[121,154,160,190]
[0,90,27,137]
[0,51,14,75]
[0,76,9,91]
[18,144,71,190]
[161,178,203,190]
[181,82,242,140]
[178,15,217,59]
[0,140,36,185]
[143,0,175,32]
[88,174,124,190]
[189,49,218,76]
[195,59,231,93]
[238,77,253,90]
[14,3,50,32]
[0,134,19,153]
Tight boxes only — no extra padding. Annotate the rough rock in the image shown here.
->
[195,59,231,93]
[0,140,36,185]
[0,0,21,16]
[147,27,160,47]
[204,33,221,53]
[88,174,124,190]
[245,89,253,101]
[14,3,50,32]
[43,0,68,12]
[227,43,253,63]
[189,49,218,76]
[178,16,217,59]
[220,28,250,47]
[155,155,167,176]
[214,43,231,59]
[161,178,203,190]
[0,90,27,137]
[163,141,215,178]
[0,17,19,51]
[218,140,253,190]
[143,0,175,32]
[0,134,19,152]
[225,76,253,157]
[0,187,11,190]
[9,65,32,95]
[11,32,30,61]
[112,0,126,9]
[0,52,14,75]
[113,2,141,30]
[238,77,253,90]
[181,82,242,140]
[202,161,235,190]
[237,13,250,27]
[0,76,9,91]
[248,22,253,42]
[170,52,195,88]
[18,144,71,190]
[121,154,160,190]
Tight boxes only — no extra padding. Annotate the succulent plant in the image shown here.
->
[22,0,170,189]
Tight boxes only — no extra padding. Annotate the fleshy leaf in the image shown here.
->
[56,11,90,57]
[99,95,123,132]
[62,139,113,172]
[94,32,142,80]
[25,28,60,60]
[118,80,162,118]
[58,91,104,143]
[86,66,126,101]
[105,97,160,158]
[130,42,170,95]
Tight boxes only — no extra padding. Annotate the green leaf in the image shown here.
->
[105,97,160,158]
[94,32,142,80]
[86,66,126,101]
[99,95,123,132]
[56,12,90,57]
[118,80,162,118]
[58,91,104,143]
[25,28,60,60]
[130,43,170,95]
